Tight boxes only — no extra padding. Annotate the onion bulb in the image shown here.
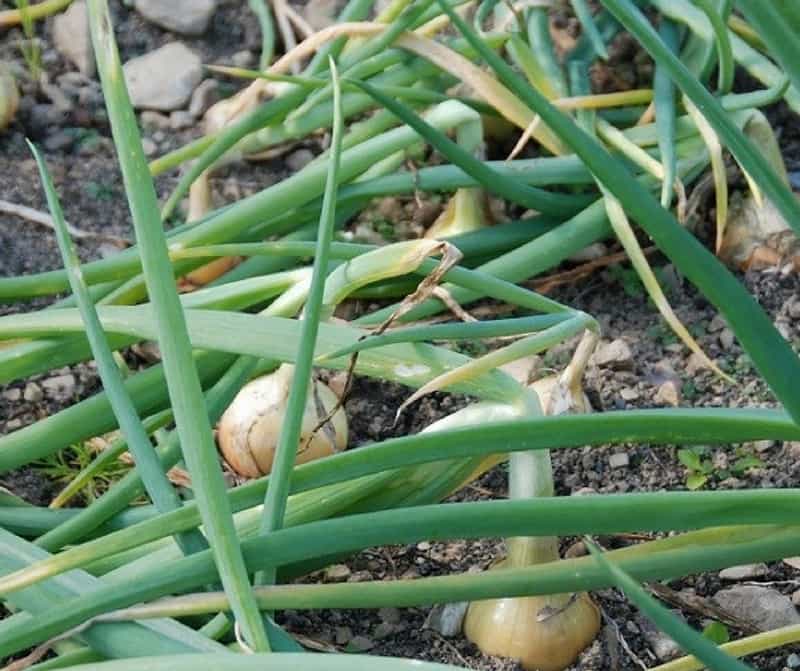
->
[217,364,348,478]
[464,579,600,671]
[464,331,600,670]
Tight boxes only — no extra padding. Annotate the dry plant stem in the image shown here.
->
[0,199,129,245]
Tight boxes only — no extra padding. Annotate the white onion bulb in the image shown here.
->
[217,364,348,478]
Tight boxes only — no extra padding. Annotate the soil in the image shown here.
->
[2,2,800,670]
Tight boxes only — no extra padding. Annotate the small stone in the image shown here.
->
[719,563,769,580]
[23,382,43,403]
[189,79,220,118]
[334,626,352,645]
[347,635,374,652]
[139,111,171,129]
[348,570,373,583]
[2,388,21,401]
[637,614,682,661]
[792,589,800,607]
[423,602,468,637]
[712,586,800,630]
[593,338,633,370]
[53,1,94,76]
[753,440,774,453]
[786,296,800,320]
[41,374,76,401]
[788,653,800,669]
[609,453,630,469]
[708,314,728,333]
[286,148,315,172]
[169,110,195,130]
[654,380,681,407]
[5,419,22,431]
[783,557,800,571]
[417,541,431,552]
[324,564,351,582]
[123,43,203,111]
[231,50,256,68]
[685,352,708,375]
[718,328,736,351]
[620,387,639,401]
[373,622,398,639]
[141,138,158,157]
[134,0,217,36]
[44,130,75,152]
[302,0,343,30]
[378,607,401,624]
[573,487,597,496]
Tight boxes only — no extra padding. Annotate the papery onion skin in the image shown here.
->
[217,365,348,478]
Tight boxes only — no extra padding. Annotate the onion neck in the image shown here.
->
[505,391,559,567]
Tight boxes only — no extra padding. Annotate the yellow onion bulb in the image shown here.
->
[217,365,348,478]
[464,577,601,671]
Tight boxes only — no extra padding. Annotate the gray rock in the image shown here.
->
[123,43,202,111]
[654,380,681,407]
[42,374,76,401]
[718,328,736,351]
[712,586,800,630]
[139,111,171,129]
[788,653,800,669]
[609,453,630,469]
[378,607,401,624]
[593,338,633,370]
[347,635,374,652]
[423,602,468,637]
[324,564,351,582]
[2,388,21,402]
[189,79,219,118]
[23,382,43,403]
[53,1,94,76]
[303,0,342,30]
[786,296,800,320]
[169,110,195,130]
[231,50,256,68]
[719,563,769,580]
[286,148,315,172]
[637,614,682,661]
[134,0,217,36]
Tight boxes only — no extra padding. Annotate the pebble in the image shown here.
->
[169,110,195,130]
[685,351,708,375]
[793,589,800,607]
[593,338,633,370]
[423,602,468,637]
[286,148,315,172]
[2,388,21,402]
[139,111,171,129]
[348,570,373,582]
[783,557,800,571]
[324,564,351,582]
[334,626,352,645]
[378,607,401,624]
[123,43,203,111]
[41,374,76,401]
[620,387,639,401]
[44,130,75,152]
[708,314,728,333]
[788,653,800,669]
[373,622,399,639]
[141,138,158,157]
[231,50,256,68]
[713,585,800,630]
[347,635,375,652]
[654,380,681,406]
[718,563,769,580]
[609,452,630,469]
[53,1,94,76]
[189,79,220,118]
[302,0,342,30]
[786,296,800,320]
[636,613,682,661]
[23,382,43,403]
[718,328,736,351]
[134,0,217,36]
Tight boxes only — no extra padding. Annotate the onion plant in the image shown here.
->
[2,1,800,670]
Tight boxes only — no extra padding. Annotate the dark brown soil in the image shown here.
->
[2,2,800,670]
